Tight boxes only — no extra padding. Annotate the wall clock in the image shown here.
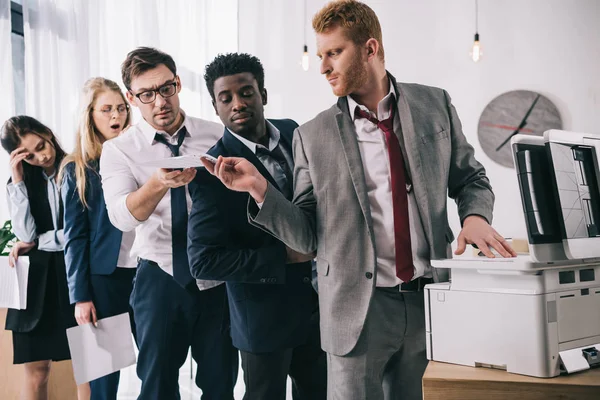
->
[477,90,562,168]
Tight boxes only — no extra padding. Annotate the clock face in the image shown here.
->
[477,90,562,168]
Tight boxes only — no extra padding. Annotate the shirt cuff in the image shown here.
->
[37,230,64,251]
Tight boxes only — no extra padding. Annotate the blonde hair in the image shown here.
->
[59,77,131,208]
[312,0,385,61]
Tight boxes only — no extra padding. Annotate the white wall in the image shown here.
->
[239,0,600,240]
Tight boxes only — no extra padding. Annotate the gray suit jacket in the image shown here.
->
[250,73,494,356]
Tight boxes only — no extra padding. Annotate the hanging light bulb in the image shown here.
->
[302,45,310,71]
[301,0,309,71]
[470,0,483,62]
[471,33,482,62]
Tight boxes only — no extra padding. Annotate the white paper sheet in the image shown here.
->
[139,153,216,169]
[0,256,29,309]
[66,313,136,385]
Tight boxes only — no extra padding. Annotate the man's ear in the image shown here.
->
[365,38,380,61]
[125,90,137,108]
[212,100,218,115]
[261,88,268,106]
[175,75,182,93]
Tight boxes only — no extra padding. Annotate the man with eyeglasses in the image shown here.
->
[100,47,238,400]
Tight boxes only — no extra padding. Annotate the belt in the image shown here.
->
[399,277,434,292]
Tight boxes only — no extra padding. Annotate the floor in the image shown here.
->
[116,350,293,399]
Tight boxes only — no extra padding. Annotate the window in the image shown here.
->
[11,0,24,115]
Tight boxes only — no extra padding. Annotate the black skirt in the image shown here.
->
[12,255,74,364]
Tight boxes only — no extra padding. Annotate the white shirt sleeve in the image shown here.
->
[100,140,143,232]
[37,229,64,251]
[6,181,37,243]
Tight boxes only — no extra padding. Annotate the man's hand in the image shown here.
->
[455,215,517,258]
[155,167,197,189]
[75,301,98,327]
[201,156,268,203]
[8,241,35,267]
[286,247,315,264]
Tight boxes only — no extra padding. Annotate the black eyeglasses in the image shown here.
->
[132,78,178,104]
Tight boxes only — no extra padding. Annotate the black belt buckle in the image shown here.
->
[400,277,434,292]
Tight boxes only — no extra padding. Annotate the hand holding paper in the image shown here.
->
[66,313,136,385]
[0,256,29,309]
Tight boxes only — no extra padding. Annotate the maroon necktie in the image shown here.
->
[354,105,414,282]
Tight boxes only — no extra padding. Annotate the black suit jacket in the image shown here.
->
[5,168,74,333]
[187,119,314,353]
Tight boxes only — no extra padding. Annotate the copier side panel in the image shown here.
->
[427,288,558,377]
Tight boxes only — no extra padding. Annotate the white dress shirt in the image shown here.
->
[100,111,223,290]
[347,82,432,287]
[116,229,136,269]
[7,172,64,251]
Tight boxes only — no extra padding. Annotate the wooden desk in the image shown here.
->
[423,361,600,400]
[0,308,77,400]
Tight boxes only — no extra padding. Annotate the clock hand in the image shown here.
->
[480,122,534,133]
[495,94,542,151]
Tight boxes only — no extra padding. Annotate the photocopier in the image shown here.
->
[425,130,600,378]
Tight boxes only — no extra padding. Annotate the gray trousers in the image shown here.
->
[326,287,428,400]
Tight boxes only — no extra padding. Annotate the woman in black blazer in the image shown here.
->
[1,116,79,400]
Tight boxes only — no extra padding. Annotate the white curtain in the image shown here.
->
[22,0,238,152]
[238,0,336,124]
[0,0,14,221]
[22,0,83,151]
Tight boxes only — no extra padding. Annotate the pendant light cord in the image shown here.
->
[475,0,479,34]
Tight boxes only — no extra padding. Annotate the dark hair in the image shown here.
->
[121,47,177,90]
[204,53,265,101]
[1,115,67,180]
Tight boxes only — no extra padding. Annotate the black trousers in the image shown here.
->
[240,309,326,400]
[132,260,238,400]
[88,267,137,400]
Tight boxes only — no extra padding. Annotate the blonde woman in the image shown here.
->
[59,77,136,400]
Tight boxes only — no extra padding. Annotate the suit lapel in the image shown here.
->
[335,97,374,229]
[221,128,279,189]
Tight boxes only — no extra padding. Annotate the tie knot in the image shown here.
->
[354,107,379,125]
[154,126,187,156]
[354,106,395,134]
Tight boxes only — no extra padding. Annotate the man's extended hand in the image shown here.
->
[201,156,268,203]
[455,215,517,258]
[155,167,197,189]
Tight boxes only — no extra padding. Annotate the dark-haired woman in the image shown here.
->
[1,115,84,400]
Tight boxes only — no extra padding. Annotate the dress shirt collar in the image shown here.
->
[227,120,280,154]
[139,109,191,145]
[42,170,56,181]
[347,79,397,122]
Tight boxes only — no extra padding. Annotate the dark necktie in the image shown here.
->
[354,105,414,283]
[255,146,293,200]
[154,128,198,292]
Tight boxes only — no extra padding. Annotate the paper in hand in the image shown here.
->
[66,313,136,385]
[0,256,29,310]
[139,153,216,169]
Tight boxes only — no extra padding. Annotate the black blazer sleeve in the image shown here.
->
[187,169,287,283]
